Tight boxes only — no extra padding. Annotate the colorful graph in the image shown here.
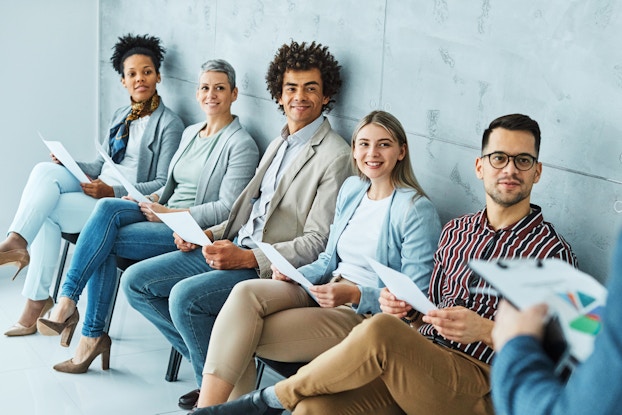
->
[557,292,603,336]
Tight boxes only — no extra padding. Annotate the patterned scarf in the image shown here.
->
[109,92,160,163]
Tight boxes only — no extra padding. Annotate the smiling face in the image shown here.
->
[195,71,238,117]
[278,68,330,134]
[353,123,406,185]
[475,127,542,209]
[120,54,160,102]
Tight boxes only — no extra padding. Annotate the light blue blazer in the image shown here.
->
[155,116,259,228]
[78,100,184,197]
[297,176,442,315]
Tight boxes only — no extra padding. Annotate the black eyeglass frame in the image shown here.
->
[481,151,538,171]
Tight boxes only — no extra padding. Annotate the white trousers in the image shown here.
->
[8,162,98,300]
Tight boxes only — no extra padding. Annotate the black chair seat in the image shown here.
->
[255,357,307,389]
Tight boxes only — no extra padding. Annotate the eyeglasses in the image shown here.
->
[481,151,538,171]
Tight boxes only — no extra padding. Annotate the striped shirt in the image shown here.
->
[418,204,578,364]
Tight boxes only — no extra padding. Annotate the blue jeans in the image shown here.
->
[120,248,258,386]
[60,198,178,338]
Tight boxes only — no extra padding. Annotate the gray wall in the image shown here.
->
[63,0,622,282]
[0,1,99,249]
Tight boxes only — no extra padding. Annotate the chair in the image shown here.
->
[52,232,80,302]
[113,257,182,382]
[52,235,182,381]
[255,357,307,389]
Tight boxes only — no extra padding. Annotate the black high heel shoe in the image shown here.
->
[37,308,80,347]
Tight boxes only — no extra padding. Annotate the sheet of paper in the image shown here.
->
[366,257,437,314]
[254,241,314,291]
[152,211,212,246]
[95,146,149,203]
[469,258,607,363]
[39,132,91,183]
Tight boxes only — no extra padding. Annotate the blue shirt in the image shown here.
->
[491,230,622,415]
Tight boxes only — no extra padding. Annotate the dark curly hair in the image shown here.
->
[266,40,342,113]
[110,33,166,76]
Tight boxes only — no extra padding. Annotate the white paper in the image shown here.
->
[152,211,212,246]
[366,257,438,314]
[254,241,313,290]
[39,132,91,183]
[95,146,149,203]
[469,258,607,363]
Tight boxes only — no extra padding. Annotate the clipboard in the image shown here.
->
[469,258,607,378]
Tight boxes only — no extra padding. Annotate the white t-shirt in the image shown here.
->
[333,193,391,287]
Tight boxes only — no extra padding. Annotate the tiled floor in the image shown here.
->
[0,264,198,415]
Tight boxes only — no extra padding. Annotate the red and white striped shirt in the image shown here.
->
[418,204,578,364]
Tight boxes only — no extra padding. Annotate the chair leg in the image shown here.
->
[166,348,183,382]
[52,240,71,302]
[255,357,267,390]
[103,269,123,334]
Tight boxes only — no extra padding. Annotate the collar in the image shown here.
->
[477,203,543,234]
[280,115,325,144]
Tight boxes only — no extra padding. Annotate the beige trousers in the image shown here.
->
[275,313,494,415]
[203,279,366,398]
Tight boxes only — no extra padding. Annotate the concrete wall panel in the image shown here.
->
[98,0,622,281]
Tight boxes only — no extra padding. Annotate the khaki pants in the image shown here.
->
[203,278,366,398]
[275,313,493,415]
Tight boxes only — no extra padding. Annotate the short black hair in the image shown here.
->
[482,114,541,155]
[110,33,165,76]
[265,40,342,113]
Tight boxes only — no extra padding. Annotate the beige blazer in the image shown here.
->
[208,118,352,278]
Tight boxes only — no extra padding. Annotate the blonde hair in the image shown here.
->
[351,110,428,200]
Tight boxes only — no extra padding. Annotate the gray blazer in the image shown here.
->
[78,100,184,197]
[209,118,353,278]
[156,116,259,228]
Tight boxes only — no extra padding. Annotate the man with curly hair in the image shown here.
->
[122,40,351,410]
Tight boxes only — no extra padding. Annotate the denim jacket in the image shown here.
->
[297,176,441,315]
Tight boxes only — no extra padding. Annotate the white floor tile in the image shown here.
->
[0,266,195,415]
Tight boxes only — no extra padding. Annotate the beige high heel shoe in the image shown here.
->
[0,248,30,280]
[37,308,80,347]
[4,297,54,336]
[53,333,111,374]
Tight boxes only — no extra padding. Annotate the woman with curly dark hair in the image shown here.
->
[1,34,183,337]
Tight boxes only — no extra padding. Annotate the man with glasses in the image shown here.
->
[197,113,577,415]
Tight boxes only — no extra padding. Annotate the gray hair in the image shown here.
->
[199,59,236,89]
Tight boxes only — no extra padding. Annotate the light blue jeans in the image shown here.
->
[59,198,178,338]
[9,162,98,300]
[120,247,258,386]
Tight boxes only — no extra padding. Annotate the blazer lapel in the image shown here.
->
[265,120,331,219]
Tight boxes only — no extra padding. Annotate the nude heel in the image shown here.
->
[53,333,112,374]
[37,308,80,347]
[101,346,111,370]
[0,249,30,280]
[60,319,78,348]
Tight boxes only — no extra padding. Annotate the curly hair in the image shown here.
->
[265,40,342,113]
[110,33,166,76]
